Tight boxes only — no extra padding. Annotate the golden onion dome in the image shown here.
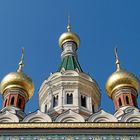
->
[105,48,140,98]
[106,69,140,98]
[0,48,34,99]
[0,72,34,99]
[59,16,80,47]
[59,31,80,47]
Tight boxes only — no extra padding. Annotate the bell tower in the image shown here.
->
[39,17,101,121]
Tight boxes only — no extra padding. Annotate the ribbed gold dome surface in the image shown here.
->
[0,72,34,99]
[105,69,140,98]
[59,31,80,47]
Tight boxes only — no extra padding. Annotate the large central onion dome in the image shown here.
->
[0,48,34,99]
[59,16,80,47]
[105,48,140,98]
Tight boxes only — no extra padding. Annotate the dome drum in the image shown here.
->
[111,85,138,98]
[2,86,29,101]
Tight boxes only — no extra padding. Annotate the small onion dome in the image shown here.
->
[59,31,80,47]
[0,48,34,100]
[105,48,140,98]
[105,69,140,98]
[0,72,34,99]
[58,16,80,47]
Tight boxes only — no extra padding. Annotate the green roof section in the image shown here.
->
[58,55,83,72]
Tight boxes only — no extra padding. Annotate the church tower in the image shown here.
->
[38,18,101,122]
[0,49,34,121]
[106,48,140,111]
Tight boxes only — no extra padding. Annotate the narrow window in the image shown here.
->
[92,105,94,113]
[118,98,122,107]
[126,96,129,105]
[67,94,73,104]
[11,97,15,105]
[81,95,86,107]
[45,105,47,113]
[4,99,7,107]
[53,95,58,107]
[18,98,22,108]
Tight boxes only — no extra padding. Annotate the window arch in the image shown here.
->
[67,94,73,104]
[81,95,86,108]
[11,96,15,105]
[118,98,122,107]
[126,96,129,105]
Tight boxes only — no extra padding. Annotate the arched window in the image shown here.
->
[67,94,73,104]
[53,95,58,107]
[11,96,15,105]
[18,98,22,108]
[4,99,7,107]
[45,105,47,113]
[126,96,129,105]
[92,105,94,113]
[118,98,122,107]
[81,95,86,108]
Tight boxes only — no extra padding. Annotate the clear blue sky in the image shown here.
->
[0,0,140,114]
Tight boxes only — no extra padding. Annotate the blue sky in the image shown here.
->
[0,0,140,114]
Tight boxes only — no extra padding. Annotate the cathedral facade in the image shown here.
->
[0,19,140,123]
[0,18,140,140]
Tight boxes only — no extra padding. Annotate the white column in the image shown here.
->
[62,89,66,106]
[59,87,63,108]
[73,89,79,106]
[88,97,92,112]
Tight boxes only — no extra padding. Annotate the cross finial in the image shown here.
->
[17,48,24,72]
[67,16,71,32]
[114,47,121,71]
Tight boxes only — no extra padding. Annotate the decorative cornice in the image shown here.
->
[0,123,140,129]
